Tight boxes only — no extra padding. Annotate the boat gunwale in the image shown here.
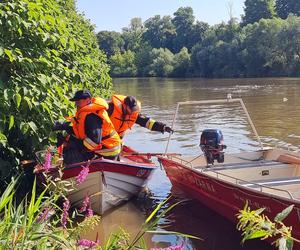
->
[65,157,156,170]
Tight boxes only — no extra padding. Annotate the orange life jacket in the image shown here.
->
[69,97,121,156]
[109,95,140,138]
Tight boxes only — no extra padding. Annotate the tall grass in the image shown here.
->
[0,177,77,249]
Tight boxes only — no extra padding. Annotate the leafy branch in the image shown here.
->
[237,203,300,250]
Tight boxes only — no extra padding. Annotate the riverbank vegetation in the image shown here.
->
[0,0,112,187]
[0,172,101,249]
[0,168,196,249]
[97,1,300,78]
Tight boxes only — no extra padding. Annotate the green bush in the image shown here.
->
[0,0,112,184]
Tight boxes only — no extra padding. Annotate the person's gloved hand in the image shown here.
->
[164,126,174,134]
[52,121,70,132]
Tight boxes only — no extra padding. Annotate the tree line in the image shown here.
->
[97,0,300,78]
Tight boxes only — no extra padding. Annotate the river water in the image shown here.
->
[87,78,300,249]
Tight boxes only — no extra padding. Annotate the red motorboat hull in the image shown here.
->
[158,156,300,245]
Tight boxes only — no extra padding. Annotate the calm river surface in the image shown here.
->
[87,78,300,250]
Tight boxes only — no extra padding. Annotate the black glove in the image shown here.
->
[56,133,66,147]
[52,121,72,134]
[164,126,174,134]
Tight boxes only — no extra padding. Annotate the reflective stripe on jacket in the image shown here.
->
[69,97,121,156]
[109,94,140,138]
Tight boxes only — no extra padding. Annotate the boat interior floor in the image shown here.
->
[168,149,300,200]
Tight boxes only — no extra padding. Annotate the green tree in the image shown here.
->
[134,43,153,76]
[96,31,124,57]
[128,17,144,31]
[273,16,300,75]
[190,20,243,77]
[241,18,283,76]
[172,7,196,52]
[276,0,300,19]
[191,43,211,77]
[209,40,244,77]
[148,48,174,77]
[0,0,112,184]
[189,21,210,48]
[172,47,191,77]
[122,18,144,52]
[142,15,176,51]
[242,0,276,25]
[109,50,137,77]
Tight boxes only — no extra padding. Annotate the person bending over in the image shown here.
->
[107,94,173,139]
[53,90,121,164]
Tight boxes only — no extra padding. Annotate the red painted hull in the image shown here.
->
[35,145,156,181]
[62,158,155,180]
[158,156,300,245]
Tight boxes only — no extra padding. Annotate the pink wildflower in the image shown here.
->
[36,207,52,223]
[79,195,94,217]
[80,195,90,213]
[86,203,94,217]
[76,165,89,185]
[43,151,51,171]
[77,239,99,249]
[61,198,70,228]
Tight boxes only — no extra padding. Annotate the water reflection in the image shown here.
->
[156,190,275,250]
[91,77,300,249]
[81,201,153,246]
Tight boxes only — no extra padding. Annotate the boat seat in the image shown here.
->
[240,176,300,188]
[201,160,285,172]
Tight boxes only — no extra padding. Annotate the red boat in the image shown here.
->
[158,98,300,246]
[35,146,157,215]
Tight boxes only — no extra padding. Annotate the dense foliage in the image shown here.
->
[0,0,112,184]
[242,0,276,25]
[276,0,300,19]
[97,4,300,78]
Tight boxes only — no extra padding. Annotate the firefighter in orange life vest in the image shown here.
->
[53,90,121,164]
[107,95,173,139]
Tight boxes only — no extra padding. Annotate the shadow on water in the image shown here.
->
[128,166,277,250]
[149,188,276,250]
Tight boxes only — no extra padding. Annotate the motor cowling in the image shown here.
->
[200,129,226,165]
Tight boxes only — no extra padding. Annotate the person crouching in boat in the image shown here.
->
[53,90,121,164]
[107,94,173,140]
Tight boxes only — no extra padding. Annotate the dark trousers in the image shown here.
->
[62,136,119,164]
[63,136,94,165]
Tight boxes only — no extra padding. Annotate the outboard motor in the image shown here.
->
[200,129,226,165]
